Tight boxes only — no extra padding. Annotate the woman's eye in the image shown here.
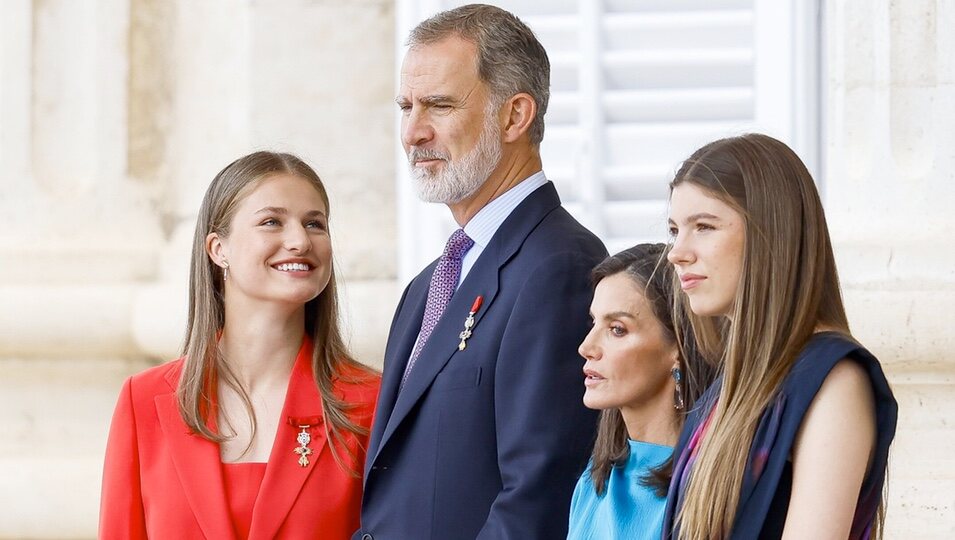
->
[696,222,715,232]
[610,325,626,337]
[306,220,327,230]
[260,218,280,226]
[667,226,678,238]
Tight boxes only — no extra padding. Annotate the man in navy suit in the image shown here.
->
[356,5,607,539]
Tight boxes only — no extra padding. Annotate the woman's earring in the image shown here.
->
[671,366,685,410]
[222,260,229,281]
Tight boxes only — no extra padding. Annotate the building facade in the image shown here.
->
[0,0,951,537]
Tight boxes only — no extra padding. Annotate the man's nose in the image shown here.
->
[402,109,433,149]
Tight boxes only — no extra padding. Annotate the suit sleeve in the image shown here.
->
[99,377,148,539]
[477,251,599,539]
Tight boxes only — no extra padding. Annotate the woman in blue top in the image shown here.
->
[568,243,715,540]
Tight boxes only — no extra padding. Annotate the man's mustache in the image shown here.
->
[408,147,448,164]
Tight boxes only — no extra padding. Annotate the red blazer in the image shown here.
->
[99,339,379,539]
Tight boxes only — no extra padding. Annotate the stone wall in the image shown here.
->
[0,0,952,538]
[0,1,396,537]
[827,1,955,537]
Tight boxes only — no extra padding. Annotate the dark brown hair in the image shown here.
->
[588,243,715,497]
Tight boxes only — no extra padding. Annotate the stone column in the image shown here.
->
[245,0,398,365]
[130,0,256,357]
[0,1,396,537]
[0,1,160,537]
[826,0,955,536]
[133,0,398,366]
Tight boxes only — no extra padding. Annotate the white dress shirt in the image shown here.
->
[458,170,549,288]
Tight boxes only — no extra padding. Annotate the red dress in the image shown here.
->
[222,462,268,538]
[99,337,380,539]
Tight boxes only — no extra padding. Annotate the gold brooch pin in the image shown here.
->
[294,425,313,467]
[288,416,322,468]
[458,295,484,351]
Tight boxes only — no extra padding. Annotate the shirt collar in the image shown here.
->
[463,171,549,249]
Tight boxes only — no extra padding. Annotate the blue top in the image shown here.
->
[662,332,898,539]
[568,439,673,540]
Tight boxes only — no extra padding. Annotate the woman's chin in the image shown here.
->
[582,391,614,411]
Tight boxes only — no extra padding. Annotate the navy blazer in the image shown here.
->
[356,182,607,540]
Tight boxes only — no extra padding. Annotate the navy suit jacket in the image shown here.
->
[356,182,607,540]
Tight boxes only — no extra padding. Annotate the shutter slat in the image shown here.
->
[605,0,750,12]
[484,0,577,16]
[603,200,669,238]
[546,92,580,124]
[604,121,752,168]
[603,49,753,89]
[603,166,674,201]
[603,10,753,50]
[603,87,753,122]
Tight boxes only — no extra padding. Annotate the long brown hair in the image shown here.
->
[178,151,376,473]
[588,243,715,497]
[670,134,855,538]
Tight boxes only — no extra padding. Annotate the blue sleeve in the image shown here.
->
[567,462,596,540]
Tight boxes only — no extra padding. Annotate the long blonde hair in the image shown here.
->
[671,134,855,538]
[178,151,376,473]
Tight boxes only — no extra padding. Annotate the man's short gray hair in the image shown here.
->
[408,4,550,146]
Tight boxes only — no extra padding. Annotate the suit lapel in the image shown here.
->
[155,370,237,540]
[376,255,500,454]
[248,338,325,539]
[373,182,562,457]
[368,272,431,464]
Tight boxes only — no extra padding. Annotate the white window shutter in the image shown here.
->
[396,0,819,279]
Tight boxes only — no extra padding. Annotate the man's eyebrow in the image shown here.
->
[396,94,460,106]
[419,94,458,105]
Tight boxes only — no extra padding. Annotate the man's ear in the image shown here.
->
[501,92,537,143]
[206,232,228,268]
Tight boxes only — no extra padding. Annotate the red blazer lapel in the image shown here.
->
[248,338,326,539]
[155,389,237,540]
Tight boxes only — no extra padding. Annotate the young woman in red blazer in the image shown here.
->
[100,152,380,539]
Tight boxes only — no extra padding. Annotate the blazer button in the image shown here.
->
[360,534,373,540]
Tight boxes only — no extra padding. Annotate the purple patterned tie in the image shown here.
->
[401,229,474,389]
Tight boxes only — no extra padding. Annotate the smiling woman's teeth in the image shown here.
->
[276,263,310,272]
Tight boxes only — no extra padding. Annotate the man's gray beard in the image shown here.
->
[409,117,503,204]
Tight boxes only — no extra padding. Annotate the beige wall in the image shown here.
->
[827,1,955,537]
[0,1,396,537]
[0,0,952,538]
